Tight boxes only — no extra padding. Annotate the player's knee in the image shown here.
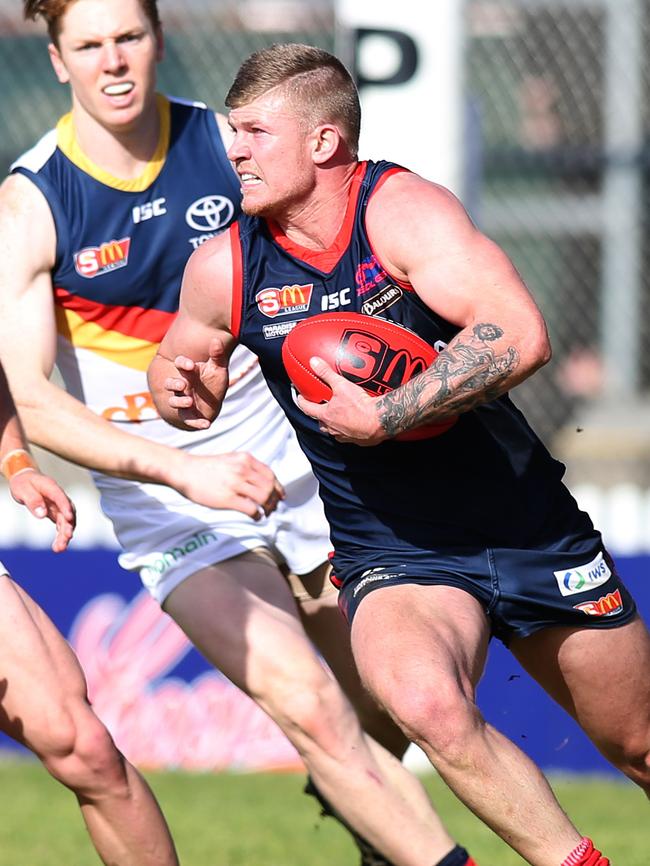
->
[387,680,481,760]
[43,706,127,796]
[273,674,354,758]
[602,730,650,791]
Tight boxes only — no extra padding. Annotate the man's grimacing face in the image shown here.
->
[227,88,320,218]
[48,0,162,133]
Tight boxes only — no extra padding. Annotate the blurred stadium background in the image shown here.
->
[0,0,648,778]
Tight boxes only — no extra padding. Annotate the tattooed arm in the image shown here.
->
[367,173,550,439]
[298,173,549,444]
[376,322,520,437]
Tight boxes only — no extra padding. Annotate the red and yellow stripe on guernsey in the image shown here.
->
[54,287,176,371]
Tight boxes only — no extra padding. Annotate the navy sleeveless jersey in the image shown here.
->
[11,95,241,423]
[233,160,586,560]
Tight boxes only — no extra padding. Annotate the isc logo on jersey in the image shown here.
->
[553,550,612,597]
[256,284,313,318]
[74,238,131,279]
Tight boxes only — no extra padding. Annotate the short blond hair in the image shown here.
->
[226,43,361,158]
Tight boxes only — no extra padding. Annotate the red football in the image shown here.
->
[282,312,457,441]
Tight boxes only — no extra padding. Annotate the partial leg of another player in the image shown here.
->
[350,583,594,866]
[163,551,467,866]
[0,573,179,866]
[289,564,410,756]
[290,566,475,866]
[511,614,650,794]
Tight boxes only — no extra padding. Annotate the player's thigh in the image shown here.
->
[163,551,336,703]
[511,615,650,751]
[295,572,409,754]
[350,583,490,716]
[0,575,89,750]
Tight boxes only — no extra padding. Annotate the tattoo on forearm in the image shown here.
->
[377,322,520,437]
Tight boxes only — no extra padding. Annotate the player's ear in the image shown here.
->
[48,42,70,84]
[311,124,341,165]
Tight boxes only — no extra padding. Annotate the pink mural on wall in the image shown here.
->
[69,590,302,772]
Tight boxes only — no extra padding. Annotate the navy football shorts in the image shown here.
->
[333,531,637,645]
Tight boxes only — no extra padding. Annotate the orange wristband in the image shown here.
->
[1,448,37,480]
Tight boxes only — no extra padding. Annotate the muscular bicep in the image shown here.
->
[369,175,550,373]
[0,174,59,392]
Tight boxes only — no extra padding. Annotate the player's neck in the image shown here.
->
[70,97,162,180]
[277,163,358,251]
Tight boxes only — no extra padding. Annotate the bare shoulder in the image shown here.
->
[184,229,232,286]
[366,171,481,277]
[0,173,56,270]
[0,172,52,223]
[179,229,234,327]
[368,171,470,234]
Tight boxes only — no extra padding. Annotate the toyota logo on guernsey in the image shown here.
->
[553,550,612,597]
[74,238,131,278]
[185,195,234,232]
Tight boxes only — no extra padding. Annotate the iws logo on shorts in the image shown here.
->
[553,550,612,597]
[573,589,623,617]
[74,238,131,278]
[256,284,313,318]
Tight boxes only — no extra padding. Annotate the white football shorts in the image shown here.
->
[98,429,332,605]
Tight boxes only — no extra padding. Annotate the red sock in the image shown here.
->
[561,837,610,866]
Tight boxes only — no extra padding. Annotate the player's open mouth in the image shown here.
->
[103,82,134,96]
[240,173,262,186]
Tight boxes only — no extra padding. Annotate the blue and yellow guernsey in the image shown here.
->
[10,95,273,450]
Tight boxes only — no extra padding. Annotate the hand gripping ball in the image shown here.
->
[281,312,457,441]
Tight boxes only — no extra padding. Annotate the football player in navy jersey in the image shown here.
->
[0,3,479,866]
[0,359,181,866]
[151,42,650,866]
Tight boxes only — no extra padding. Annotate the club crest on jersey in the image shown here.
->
[355,255,389,296]
[74,238,131,279]
[256,284,313,318]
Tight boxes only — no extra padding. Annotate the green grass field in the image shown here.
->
[0,760,644,865]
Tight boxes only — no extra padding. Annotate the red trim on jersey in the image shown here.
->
[372,164,409,194]
[266,161,370,273]
[365,165,415,293]
[54,286,176,342]
[229,223,243,338]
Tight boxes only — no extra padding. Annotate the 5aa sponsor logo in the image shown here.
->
[74,237,131,279]
[573,589,623,617]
